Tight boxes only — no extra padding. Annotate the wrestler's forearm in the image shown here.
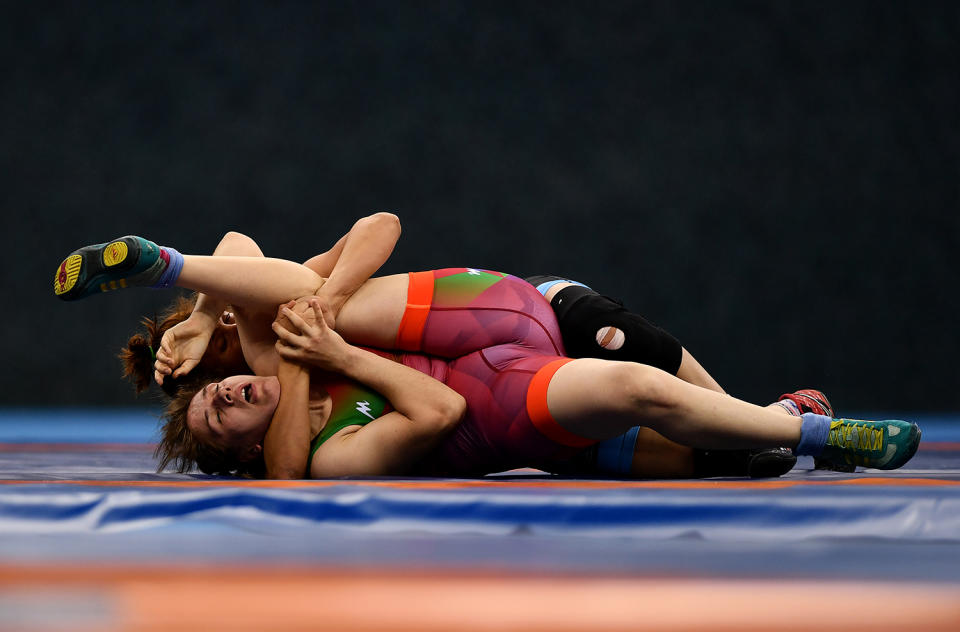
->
[263,361,312,479]
[191,231,266,322]
[179,214,398,315]
[336,347,465,435]
[306,213,401,315]
[311,348,465,476]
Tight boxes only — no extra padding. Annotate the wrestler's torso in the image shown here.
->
[308,269,576,476]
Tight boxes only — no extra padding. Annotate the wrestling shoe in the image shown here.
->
[779,389,834,417]
[693,447,796,478]
[778,389,855,471]
[817,418,921,471]
[746,447,797,478]
[54,236,168,301]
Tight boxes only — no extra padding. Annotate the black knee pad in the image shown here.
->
[551,286,683,374]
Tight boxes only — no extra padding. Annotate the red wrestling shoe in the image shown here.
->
[779,389,855,472]
[778,389,834,417]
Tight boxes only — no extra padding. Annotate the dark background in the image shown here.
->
[2,1,957,412]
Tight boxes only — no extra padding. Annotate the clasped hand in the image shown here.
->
[154,313,217,385]
[272,297,352,371]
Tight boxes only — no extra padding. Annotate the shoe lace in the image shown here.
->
[827,421,884,452]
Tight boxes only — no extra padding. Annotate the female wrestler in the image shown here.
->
[53,236,921,479]
[126,224,818,477]
[112,223,808,478]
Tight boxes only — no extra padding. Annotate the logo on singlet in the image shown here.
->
[355,401,375,420]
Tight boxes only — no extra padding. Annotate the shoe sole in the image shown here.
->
[748,450,797,478]
[54,237,141,300]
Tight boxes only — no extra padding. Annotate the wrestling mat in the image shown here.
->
[1,409,958,631]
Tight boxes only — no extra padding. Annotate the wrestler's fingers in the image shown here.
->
[155,347,172,364]
[271,320,305,346]
[275,340,301,361]
[280,306,313,335]
[308,299,328,330]
[172,359,198,378]
[276,300,297,317]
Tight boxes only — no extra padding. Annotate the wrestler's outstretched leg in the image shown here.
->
[527,278,800,477]
[54,236,329,307]
[543,358,921,470]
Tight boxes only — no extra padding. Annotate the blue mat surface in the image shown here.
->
[0,409,958,583]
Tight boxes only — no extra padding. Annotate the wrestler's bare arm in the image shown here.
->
[303,212,401,327]
[153,231,264,384]
[154,214,401,382]
[266,300,465,479]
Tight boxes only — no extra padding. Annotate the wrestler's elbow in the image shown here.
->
[358,212,401,236]
[266,463,307,480]
[216,231,264,256]
[437,392,466,432]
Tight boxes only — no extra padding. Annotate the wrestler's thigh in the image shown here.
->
[545,358,675,441]
[630,427,695,478]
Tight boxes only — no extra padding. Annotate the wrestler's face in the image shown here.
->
[198,312,247,374]
[187,375,281,458]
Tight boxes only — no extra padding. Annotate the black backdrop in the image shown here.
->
[3,1,957,411]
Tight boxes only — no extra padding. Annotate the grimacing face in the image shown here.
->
[186,375,281,459]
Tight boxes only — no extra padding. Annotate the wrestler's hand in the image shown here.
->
[309,290,340,329]
[273,297,320,335]
[154,313,215,385]
[272,298,351,372]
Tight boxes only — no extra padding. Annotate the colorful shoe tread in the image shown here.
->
[54,236,163,301]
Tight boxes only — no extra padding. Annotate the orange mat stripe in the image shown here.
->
[0,565,957,632]
[920,441,960,451]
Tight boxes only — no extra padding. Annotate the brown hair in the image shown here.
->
[119,295,197,397]
[154,375,265,478]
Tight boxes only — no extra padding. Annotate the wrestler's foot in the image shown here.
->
[694,447,797,478]
[777,389,855,471]
[747,448,797,478]
[53,236,176,300]
[778,389,834,417]
[817,418,921,471]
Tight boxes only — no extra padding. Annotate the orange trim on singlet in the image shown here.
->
[395,271,435,351]
[526,358,595,448]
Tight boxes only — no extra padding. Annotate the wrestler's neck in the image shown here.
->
[306,382,333,438]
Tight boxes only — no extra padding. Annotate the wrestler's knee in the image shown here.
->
[553,290,683,374]
[607,362,678,416]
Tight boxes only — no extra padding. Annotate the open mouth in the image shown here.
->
[242,385,252,403]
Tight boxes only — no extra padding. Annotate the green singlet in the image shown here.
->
[309,378,393,459]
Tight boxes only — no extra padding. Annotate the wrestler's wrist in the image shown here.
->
[278,356,310,377]
[328,344,363,375]
[315,287,348,315]
[192,294,229,319]
[185,309,220,330]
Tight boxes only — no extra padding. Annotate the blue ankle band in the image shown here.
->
[595,426,641,475]
[534,278,591,297]
[795,413,832,456]
[152,247,184,289]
